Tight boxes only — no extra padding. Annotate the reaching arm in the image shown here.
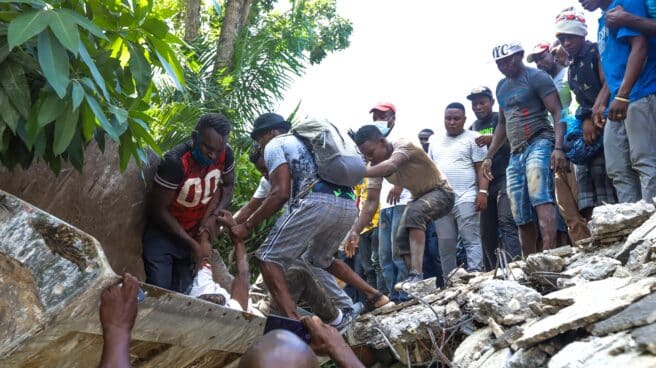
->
[231,164,291,240]
[481,109,507,181]
[344,186,380,258]
[149,185,200,253]
[234,197,265,224]
[215,210,250,311]
[592,58,611,129]
[365,152,409,178]
[98,273,139,368]
[542,91,567,172]
[474,160,489,212]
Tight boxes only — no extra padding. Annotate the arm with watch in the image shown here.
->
[542,91,567,173]
[475,159,490,212]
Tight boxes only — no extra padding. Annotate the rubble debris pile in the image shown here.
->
[348,200,656,367]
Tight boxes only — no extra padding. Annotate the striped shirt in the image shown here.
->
[427,130,487,206]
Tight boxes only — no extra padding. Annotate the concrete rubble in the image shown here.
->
[349,199,656,367]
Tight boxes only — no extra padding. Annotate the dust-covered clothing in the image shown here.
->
[367,138,450,198]
[496,67,557,152]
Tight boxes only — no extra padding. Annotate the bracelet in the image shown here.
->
[479,189,488,195]
[554,147,564,151]
[614,96,630,103]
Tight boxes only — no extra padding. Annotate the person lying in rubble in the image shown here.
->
[187,210,252,312]
[235,147,362,330]
[349,125,455,289]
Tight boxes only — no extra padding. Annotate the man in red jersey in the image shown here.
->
[143,113,235,293]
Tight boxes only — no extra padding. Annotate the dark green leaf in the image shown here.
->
[7,10,51,50]
[148,36,184,90]
[0,86,20,132]
[131,117,161,155]
[0,0,45,6]
[37,30,70,98]
[84,94,118,141]
[0,44,9,64]
[142,18,168,38]
[59,9,107,40]
[118,132,135,171]
[71,81,84,110]
[109,106,128,136]
[33,128,46,157]
[79,41,109,100]
[80,101,95,142]
[127,42,151,95]
[0,60,31,118]
[66,130,84,170]
[24,102,40,148]
[49,10,80,55]
[0,122,9,153]
[53,103,79,155]
[37,91,65,127]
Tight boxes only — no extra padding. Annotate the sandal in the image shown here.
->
[365,291,392,312]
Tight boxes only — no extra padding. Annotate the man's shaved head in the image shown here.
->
[239,330,319,368]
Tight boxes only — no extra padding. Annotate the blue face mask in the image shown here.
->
[374,121,391,137]
[192,143,215,167]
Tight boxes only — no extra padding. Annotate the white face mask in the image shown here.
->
[373,121,391,137]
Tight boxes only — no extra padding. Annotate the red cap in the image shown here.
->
[526,42,551,63]
[369,102,396,114]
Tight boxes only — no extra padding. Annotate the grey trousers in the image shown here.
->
[604,94,656,203]
[435,201,483,275]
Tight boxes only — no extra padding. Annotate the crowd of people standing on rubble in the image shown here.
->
[98,1,656,367]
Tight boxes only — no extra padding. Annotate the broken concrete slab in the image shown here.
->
[548,332,655,368]
[615,212,656,264]
[627,238,656,272]
[564,256,621,281]
[515,277,656,348]
[589,200,655,237]
[469,347,511,368]
[468,279,543,326]
[632,322,656,355]
[592,293,656,336]
[452,327,494,368]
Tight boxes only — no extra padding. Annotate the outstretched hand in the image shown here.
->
[301,316,364,368]
[343,229,359,258]
[100,273,139,334]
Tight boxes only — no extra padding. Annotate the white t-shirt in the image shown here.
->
[427,130,487,205]
[253,177,271,199]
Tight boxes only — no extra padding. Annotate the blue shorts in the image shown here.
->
[506,139,556,225]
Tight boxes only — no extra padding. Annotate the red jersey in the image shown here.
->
[154,141,235,232]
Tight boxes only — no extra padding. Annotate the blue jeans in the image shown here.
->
[378,205,409,301]
[422,221,442,284]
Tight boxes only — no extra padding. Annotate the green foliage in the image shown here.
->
[0,0,181,172]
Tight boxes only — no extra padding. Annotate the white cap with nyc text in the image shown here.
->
[492,42,524,61]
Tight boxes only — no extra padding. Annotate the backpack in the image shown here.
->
[291,117,366,187]
[563,115,603,164]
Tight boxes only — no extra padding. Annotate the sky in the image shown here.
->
[275,0,601,140]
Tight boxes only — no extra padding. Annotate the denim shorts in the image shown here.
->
[506,139,556,225]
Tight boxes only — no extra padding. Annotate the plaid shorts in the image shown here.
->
[574,151,617,210]
[255,192,357,269]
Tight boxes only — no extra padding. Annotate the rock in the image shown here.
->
[615,212,656,263]
[592,293,656,336]
[564,256,621,281]
[544,245,576,258]
[548,332,655,368]
[445,300,461,326]
[448,267,479,285]
[515,277,656,348]
[508,344,555,368]
[399,277,438,298]
[589,200,655,237]
[626,238,656,271]
[631,322,656,355]
[557,275,587,289]
[468,279,543,326]
[469,347,511,368]
[453,327,494,368]
[526,253,566,273]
